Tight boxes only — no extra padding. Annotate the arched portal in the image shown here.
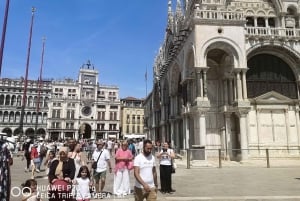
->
[205,44,241,160]
[81,123,91,139]
[25,128,35,138]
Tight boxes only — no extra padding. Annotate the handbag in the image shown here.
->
[92,151,103,169]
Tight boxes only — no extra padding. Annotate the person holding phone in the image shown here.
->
[157,142,175,194]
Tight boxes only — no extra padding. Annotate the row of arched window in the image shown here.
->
[0,94,49,108]
[0,111,48,124]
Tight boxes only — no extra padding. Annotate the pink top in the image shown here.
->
[114,148,133,173]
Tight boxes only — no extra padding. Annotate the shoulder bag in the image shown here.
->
[92,151,103,169]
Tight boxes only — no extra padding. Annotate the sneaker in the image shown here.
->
[170,189,176,192]
[35,169,40,173]
[31,176,34,179]
[24,168,28,172]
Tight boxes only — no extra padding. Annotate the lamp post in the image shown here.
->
[19,7,36,140]
[0,0,10,77]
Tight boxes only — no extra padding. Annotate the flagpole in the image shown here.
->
[34,37,45,141]
[145,68,148,98]
[19,7,36,140]
[0,0,10,77]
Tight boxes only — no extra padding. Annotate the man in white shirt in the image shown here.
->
[107,139,113,155]
[134,139,158,201]
[92,140,112,196]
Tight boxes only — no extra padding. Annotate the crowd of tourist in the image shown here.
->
[12,137,176,201]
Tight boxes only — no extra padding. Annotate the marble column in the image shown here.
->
[239,112,248,160]
[236,71,243,100]
[187,80,192,104]
[183,115,190,149]
[241,70,248,100]
[229,78,233,104]
[203,70,208,98]
[233,75,237,101]
[170,120,175,148]
[196,70,202,97]
[281,16,286,28]
[254,17,258,27]
[265,18,269,27]
[223,79,228,105]
[224,113,232,159]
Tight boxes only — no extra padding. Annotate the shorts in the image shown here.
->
[93,171,107,181]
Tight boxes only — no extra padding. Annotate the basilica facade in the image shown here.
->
[144,0,300,160]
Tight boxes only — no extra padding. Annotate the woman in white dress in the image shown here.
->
[68,142,85,178]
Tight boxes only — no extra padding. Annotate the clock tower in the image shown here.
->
[78,60,98,139]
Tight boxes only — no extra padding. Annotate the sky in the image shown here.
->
[0,0,170,99]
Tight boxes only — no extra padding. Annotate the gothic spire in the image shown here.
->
[167,0,174,33]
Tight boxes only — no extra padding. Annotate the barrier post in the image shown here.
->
[218,149,222,168]
[187,149,191,169]
[266,148,270,168]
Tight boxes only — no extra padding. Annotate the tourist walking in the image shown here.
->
[157,142,175,194]
[0,134,14,201]
[113,140,133,197]
[22,138,32,172]
[68,142,85,179]
[30,143,40,179]
[43,150,56,180]
[134,139,158,201]
[92,140,112,196]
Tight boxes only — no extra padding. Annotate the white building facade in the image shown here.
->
[47,62,121,140]
[0,78,51,139]
[145,0,300,160]
[0,61,120,141]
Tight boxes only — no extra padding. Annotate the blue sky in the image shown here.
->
[0,0,169,99]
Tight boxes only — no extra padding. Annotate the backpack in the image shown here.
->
[128,143,136,156]
[39,144,47,157]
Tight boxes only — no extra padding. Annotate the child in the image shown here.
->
[73,165,93,201]
[43,150,56,180]
[21,179,41,201]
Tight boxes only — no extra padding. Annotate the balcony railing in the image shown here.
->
[245,27,300,39]
[193,10,244,22]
